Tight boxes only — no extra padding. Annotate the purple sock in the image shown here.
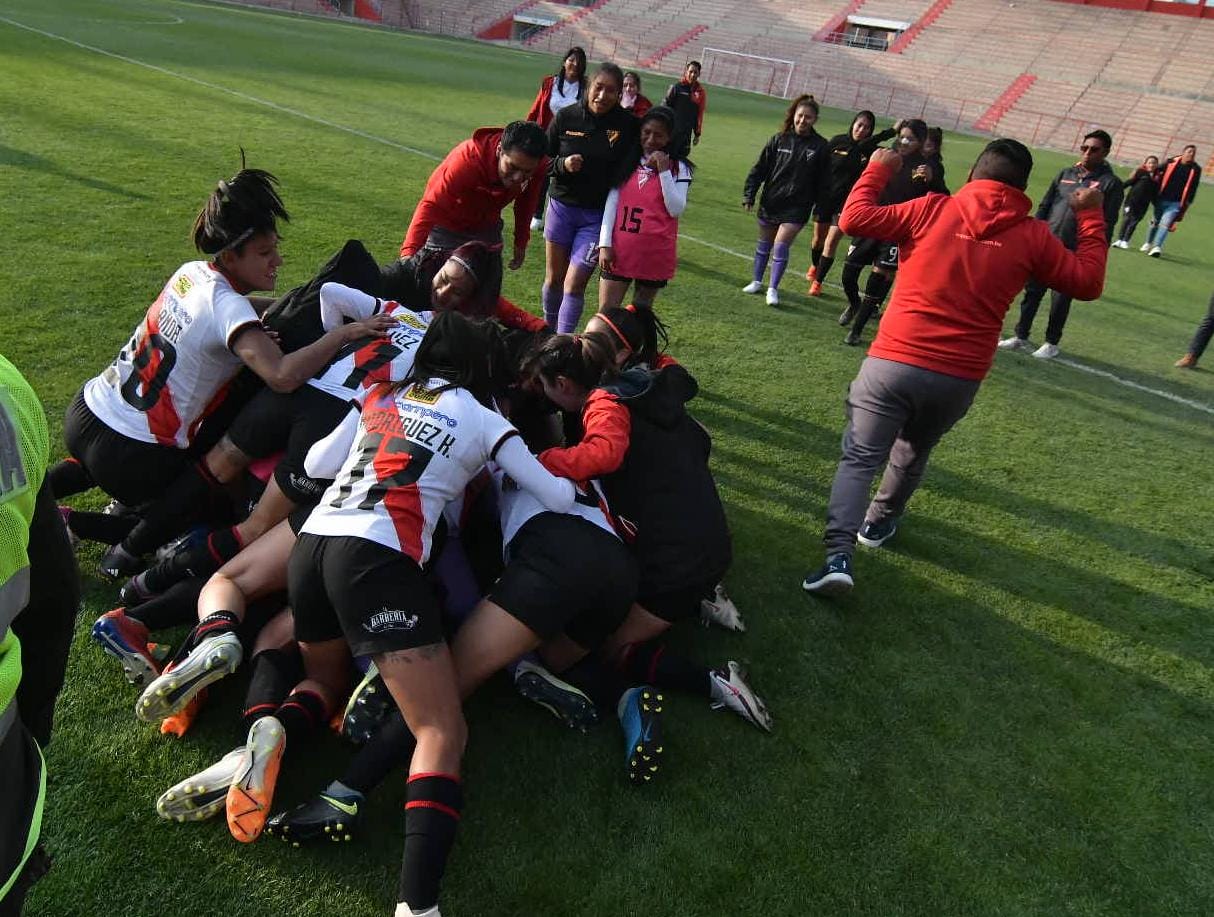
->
[752,240,772,284]
[541,283,562,330]
[556,292,585,333]
[769,242,790,290]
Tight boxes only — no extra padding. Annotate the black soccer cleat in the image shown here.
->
[267,792,362,845]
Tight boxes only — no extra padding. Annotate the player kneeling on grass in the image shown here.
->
[48,161,392,581]
[801,140,1108,597]
[596,106,692,313]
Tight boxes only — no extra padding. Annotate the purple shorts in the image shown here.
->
[544,198,602,268]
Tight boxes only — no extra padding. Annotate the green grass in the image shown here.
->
[2,1,1213,915]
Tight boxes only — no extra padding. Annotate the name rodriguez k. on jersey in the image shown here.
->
[84,261,261,448]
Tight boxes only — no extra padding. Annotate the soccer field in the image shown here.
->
[2,1,1213,914]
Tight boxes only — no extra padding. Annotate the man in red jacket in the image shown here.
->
[400,120,547,270]
[802,139,1108,596]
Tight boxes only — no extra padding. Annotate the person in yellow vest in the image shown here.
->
[0,354,78,916]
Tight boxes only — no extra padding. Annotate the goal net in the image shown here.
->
[701,48,795,99]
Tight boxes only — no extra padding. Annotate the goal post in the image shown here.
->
[701,47,795,99]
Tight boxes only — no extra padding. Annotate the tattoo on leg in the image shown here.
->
[380,643,445,665]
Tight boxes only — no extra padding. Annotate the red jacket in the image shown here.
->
[623,93,652,119]
[841,159,1107,380]
[526,76,561,129]
[400,128,545,258]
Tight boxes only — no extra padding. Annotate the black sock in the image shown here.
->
[168,610,240,667]
[559,656,629,711]
[863,271,892,308]
[122,460,224,557]
[48,457,93,499]
[274,689,328,758]
[616,642,712,699]
[60,508,139,545]
[810,245,823,270]
[242,648,303,731]
[841,262,863,312]
[342,712,416,795]
[124,577,206,631]
[816,253,836,284]
[399,773,463,911]
[142,526,242,594]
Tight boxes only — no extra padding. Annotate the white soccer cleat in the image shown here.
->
[226,715,287,843]
[709,661,773,732]
[1139,242,1152,252]
[765,287,779,306]
[700,583,746,632]
[997,336,1030,351]
[1149,246,1162,257]
[529,217,542,232]
[136,631,243,723]
[156,747,246,822]
[1032,343,1060,360]
[741,280,764,294]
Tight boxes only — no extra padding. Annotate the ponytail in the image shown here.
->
[595,305,668,368]
[522,331,614,391]
[191,150,288,256]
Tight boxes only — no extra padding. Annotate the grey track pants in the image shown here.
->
[823,357,980,556]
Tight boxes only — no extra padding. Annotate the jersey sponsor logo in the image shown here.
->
[363,608,420,634]
[607,130,620,146]
[403,383,441,405]
[172,274,193,297]
[393,310,428,332]
[0,393,29,505]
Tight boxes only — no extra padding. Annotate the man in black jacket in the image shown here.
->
[999,129,1123,359]
[1143,144,1201,257]
[663,61,706,161]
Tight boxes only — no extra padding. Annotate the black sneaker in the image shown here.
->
[857,517,898,548]
[844,330,862,347]
[801,553,854,596]
[267,792,362,845]
[99,543,143,581]
[838,305,857,326]
[119,571,156,608]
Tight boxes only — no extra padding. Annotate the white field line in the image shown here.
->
[3,13,1212,419]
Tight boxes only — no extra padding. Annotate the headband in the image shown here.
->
[595,313,631,352]
[448,254,478,283]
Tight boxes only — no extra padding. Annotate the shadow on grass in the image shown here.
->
[0,144,149,200]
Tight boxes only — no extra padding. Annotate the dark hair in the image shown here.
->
[501,120,547,159]
[589,62,625,97]
[926,127,943,148]
[972,138,1034,190]
[686,60,701,71]
[852,110,876,133]
[1183,144,1197,153]
[623,70,642,90]
[192,155,289,256]
[557,47,587,95]
[781,94,819,134]
[592,305,669,368]
[406,241,502,319]
[1083,129,1112,152]
[629,105,691,172]
[398,310,507,407]
[522,331,614,392]
[902,119,928,143]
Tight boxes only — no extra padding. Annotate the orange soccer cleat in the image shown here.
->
[808,280,823,297]
[226,715,286,843]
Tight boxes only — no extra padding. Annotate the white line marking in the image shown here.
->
[3,13,1212,419]
[80,15,185,24]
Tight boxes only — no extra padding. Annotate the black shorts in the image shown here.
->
[758,204,811,227]
[598,269,668,291]
[814,207,842,227]
[490,513,636,651]
[225,385,350,505]
[289,533,443,656]
[846,237,900,271]
[63,388,189,508]
[637,578,717,624]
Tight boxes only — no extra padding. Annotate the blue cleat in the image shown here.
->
[618,686,664,785]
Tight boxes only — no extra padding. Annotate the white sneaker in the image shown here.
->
[396,905,441,917]
[765,287,779,306]
[708,661,773,732]
[1149,246,1162,257]
[1112,239,1128,249]
[700,583,746,632]
[741,280,764,294]
[136,631,243,722]
[997,336,1030,351]
[1032,342,1059,359]
[528,216,542,232]
[1140,242,1152,252]
[156,747,245,822]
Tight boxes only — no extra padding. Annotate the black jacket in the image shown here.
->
[743,129,830,216]
[925,152,950,195]
[1158,158,1201,207]
[819,127,897,212]
[1036,161,1123,246]
[880,149,934,206]
[547,103,639,210]
[598,364,731,594]
[1123,167,1160,212]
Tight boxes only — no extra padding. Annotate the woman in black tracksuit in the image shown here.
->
[1115,155,1160,247]
[805,110,897,296]
[741,94,830,307]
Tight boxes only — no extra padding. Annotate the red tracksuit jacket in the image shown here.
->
[841,159,1108,380]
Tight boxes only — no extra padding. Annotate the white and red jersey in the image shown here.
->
[308,283,431,402]
[84,261,261,448]
[303,379,575,564]
[600,160,692,282]
[493,468,617,550]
